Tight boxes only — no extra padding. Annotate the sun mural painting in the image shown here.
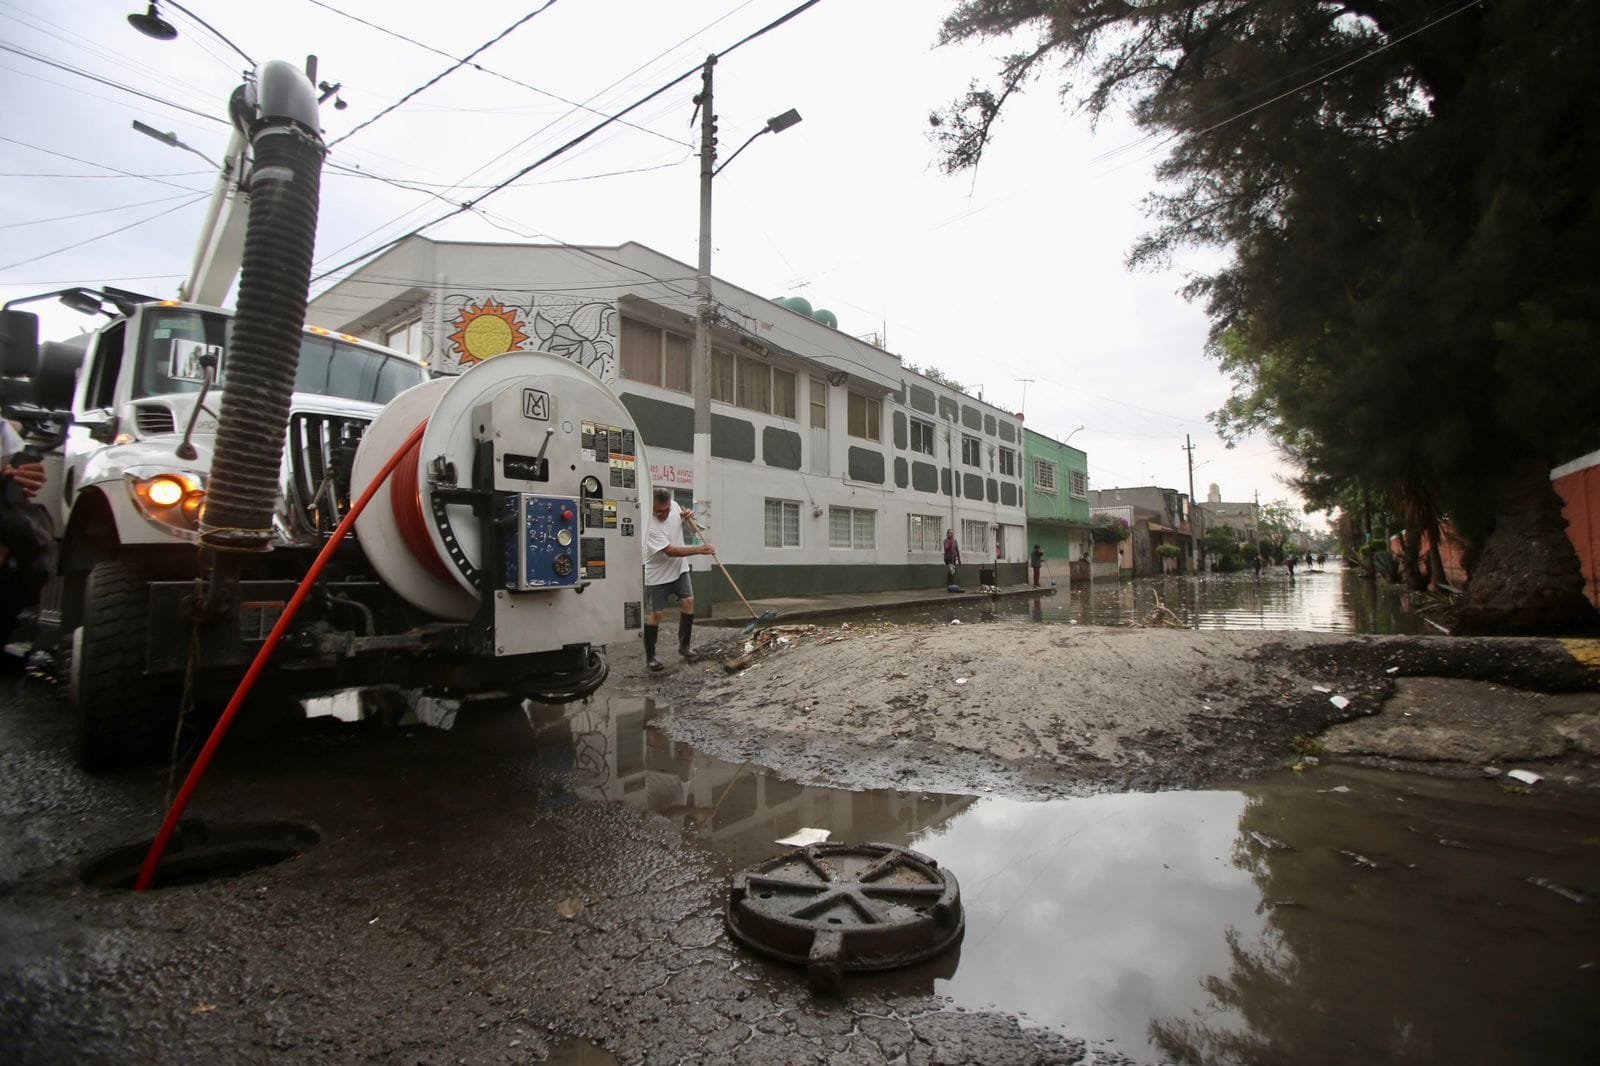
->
[447,298,529,365]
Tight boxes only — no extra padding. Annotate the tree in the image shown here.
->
[934,0,1600,634]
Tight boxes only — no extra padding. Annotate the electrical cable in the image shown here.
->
[0,42,229,126]
[329,0,560,148]
[0,191,199,230]
[0,193,209,273]
[133,418,428,892]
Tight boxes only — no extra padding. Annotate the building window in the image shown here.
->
[847,393,880,441]
[772,367,797,419]
[961,519,990,556]
[764,498,800,548]
[910,418,934,455]
[384,317,423,355]
[829,506,876,550]
[907,513,943,552]
[998,447,1017,477]
[737,355,771,413]
[1070,468,1088,498]
[1034,458,1058,493]
[711,348,735,403]
[962,434,981,467]
[619,318,692,394]
[810,377,828,428]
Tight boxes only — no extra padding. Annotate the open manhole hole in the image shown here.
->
[81,818,320,890]
[725,841,964,992]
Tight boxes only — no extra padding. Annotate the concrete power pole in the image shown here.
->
[692,55,717,521]
[1183,434,1202,573]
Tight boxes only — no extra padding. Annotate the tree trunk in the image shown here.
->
[1456,457,1599,635]
[1400,527,1426,591]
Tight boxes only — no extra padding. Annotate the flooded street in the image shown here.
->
[533,697,1600,1065]
[893,562,1433,635]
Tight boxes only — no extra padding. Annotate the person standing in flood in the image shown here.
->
[642,488,716,672]
[1030,544,1044,587]
[943,528,961,586]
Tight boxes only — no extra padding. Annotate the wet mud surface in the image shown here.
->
[3,624,1599,1064]
[640,625,1600,795]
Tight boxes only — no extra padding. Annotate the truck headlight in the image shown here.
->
[125,468,206,537]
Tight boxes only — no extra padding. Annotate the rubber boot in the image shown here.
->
[644,624,663,671]
[678,613,696,661]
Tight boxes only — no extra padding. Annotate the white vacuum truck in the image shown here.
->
[0,60,643,769]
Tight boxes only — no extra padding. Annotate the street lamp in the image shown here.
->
[691,53,802,523]
[1064,425,1085,444]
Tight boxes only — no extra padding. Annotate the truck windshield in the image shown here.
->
[135,307,425,404]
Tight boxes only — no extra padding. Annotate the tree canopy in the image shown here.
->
[935,0,1600,632]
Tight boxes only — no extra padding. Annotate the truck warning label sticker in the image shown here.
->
[522,388,550,420]
[580,537,606,579]
[623,600,642,630]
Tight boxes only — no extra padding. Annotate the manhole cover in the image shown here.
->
[725,841,964,992]
[81,818,320,890]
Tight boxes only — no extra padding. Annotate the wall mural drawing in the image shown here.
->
[439,293,617,379]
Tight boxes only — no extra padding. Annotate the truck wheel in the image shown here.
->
[70,560,175,771]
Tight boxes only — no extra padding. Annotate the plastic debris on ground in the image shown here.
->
[1506,769,1543,785]
[1329,694,1351,709]
[775,827,830,848]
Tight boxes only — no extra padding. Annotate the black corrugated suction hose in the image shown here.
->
[200,121,324,551]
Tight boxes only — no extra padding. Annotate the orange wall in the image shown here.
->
[1554,461,1600,609]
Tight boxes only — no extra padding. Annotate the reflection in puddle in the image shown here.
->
[897,563,1430,635]
[534,698,1600,1065]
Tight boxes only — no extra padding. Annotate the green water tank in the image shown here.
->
[812,308,838,328]
[781,296,813,316]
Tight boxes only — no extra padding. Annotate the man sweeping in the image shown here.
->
[643,487,716,672]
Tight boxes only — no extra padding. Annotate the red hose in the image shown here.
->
[134,418,428,891]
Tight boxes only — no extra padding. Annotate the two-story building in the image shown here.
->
[1088,485,1194,577]
[1022,428,1090,585]
[307,237,1030,608]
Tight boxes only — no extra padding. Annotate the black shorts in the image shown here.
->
[646,572,694,612]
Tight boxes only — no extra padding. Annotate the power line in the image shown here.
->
[302,0,691,150]
[0,191,200,230]
[310,0,829,286]
[0,193,209,273]
[0,135,210,193]
[328,0,561,148]
[0,42,229,126]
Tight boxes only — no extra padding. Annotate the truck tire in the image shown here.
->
[70,560,175,771]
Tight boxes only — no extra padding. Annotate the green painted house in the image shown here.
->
[1022,428,1091,584]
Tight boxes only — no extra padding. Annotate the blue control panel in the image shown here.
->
[502,494,582,590]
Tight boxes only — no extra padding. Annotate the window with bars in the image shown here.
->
[907,513,943,552]
[828,506,876,549]
[910,418,934,455]
[961,519,990,556]
[1034,458,1058,493]
[764,498,801,548]
[1070,468,1089,498]
[962,434,982,467]
[847,392,881,441]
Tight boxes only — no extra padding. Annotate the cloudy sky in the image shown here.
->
[0,0,1315,524]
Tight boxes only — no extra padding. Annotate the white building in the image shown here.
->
[308,238,1028,605]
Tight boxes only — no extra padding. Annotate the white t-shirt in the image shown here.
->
[643,498,690,586]
[1,421,23,461]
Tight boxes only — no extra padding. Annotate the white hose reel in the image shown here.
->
[350,352,644,656]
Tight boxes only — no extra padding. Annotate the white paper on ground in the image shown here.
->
[775,827,831,847]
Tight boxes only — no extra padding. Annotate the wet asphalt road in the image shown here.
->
[0,666,1129,1066]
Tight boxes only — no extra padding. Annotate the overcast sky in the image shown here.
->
[0,0,1317,525]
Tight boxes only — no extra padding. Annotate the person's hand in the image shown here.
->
[3,460,45,497]
[699,542,716,555]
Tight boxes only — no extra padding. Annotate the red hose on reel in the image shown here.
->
[389,432,451,580]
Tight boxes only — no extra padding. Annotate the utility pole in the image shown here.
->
[692,54,717,522]
[1183,434,1201,573]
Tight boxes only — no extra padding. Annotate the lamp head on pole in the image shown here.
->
[127,2,177,40]
[765,108,802,134]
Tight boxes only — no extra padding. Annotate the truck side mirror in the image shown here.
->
[85,414,120,445]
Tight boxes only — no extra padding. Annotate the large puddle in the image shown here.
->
[893,563,1434,635]
[524,697,1600,1065]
